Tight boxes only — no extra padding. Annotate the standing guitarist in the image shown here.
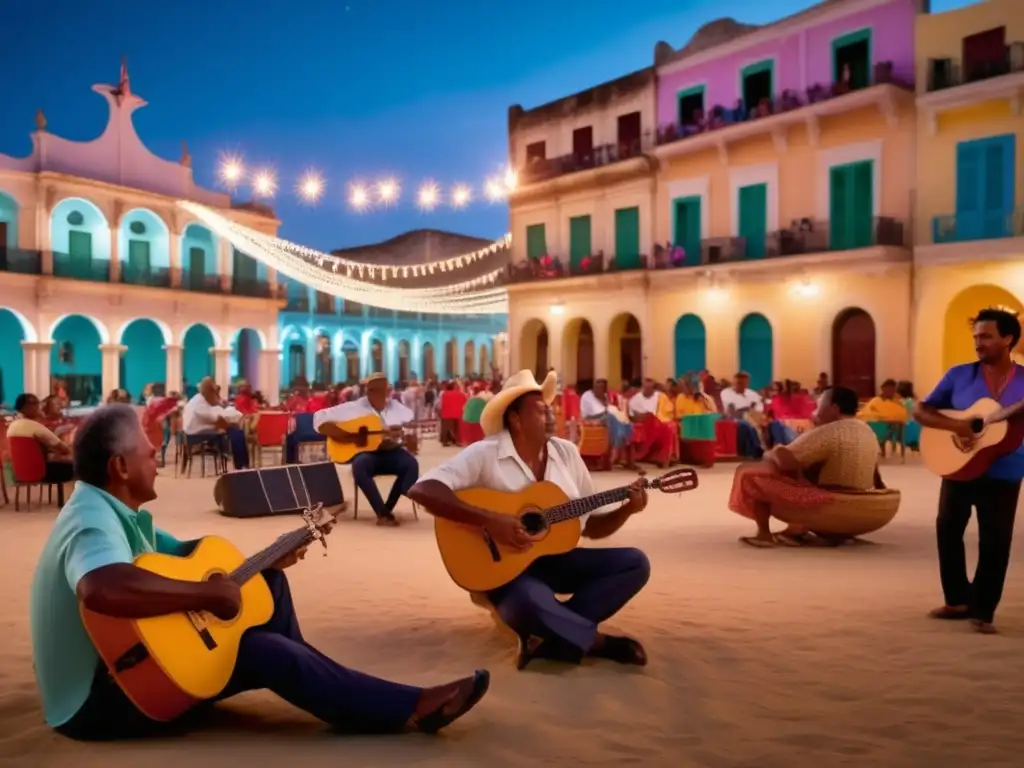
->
[408,370,651,670]
[314,372,419,527]
[914,308,1024,634]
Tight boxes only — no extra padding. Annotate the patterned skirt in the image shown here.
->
[728,463,834,520]
[603,412,634,448]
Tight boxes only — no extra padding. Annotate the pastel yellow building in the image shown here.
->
[913,0,1024,392]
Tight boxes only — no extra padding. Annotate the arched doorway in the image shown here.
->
[51,315,104,403]
[182,323,216,395]
[479,341,490,375]
[423,342,436,380]
[519,319,549,378]
[121,319,168,400]
[232,328,264,390]
[608,313,641,385]
[444,338,457,378]
[342,340,359,383]
[832,308,876,399]
[561,318,594,388]
[944,285,1024,369]
[314,333,332,385]
[398,340,411,382]
[464,340,476,376]
[119,208,171,285]
[0,308,30,404]
[50,198,112,278]
[738,313,773,389]
[371,339,384,375]
[673,314,706,377]
[181,223,218,290]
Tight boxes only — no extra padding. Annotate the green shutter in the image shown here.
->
[738,183,767,258]
[569,215,592,269]
[68,230,92,278]
[829,167,849,250]
[525,224,546,259]
[849,160,873,248]
[233,249,258,281]
[673,313,707,375]
[614,207,641,269]
[738,313,773,390]
[128,240,150,274]
[188,246,205,288]
[673,197,701,265]
[982,138,1011,238]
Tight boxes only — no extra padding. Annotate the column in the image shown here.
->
[169,232,182,288]
[163,343,183,394]
[305,342,316,385]
[99,344,126,396]
[260,349,281,404]
[20,341,54,395]
[212,347,232,394]
[218,238,232,292]
[411,334,422,380]
[592,324,610,381]
[386,337,398,382]
[108,227,121,282]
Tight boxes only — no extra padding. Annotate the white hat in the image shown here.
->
[479,369,557,437]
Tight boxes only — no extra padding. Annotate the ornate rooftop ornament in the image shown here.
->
[35,109,47,132]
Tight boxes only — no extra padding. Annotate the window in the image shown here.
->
[315,291,334,313]
[829,160,874,250]
[343,299,363,315]
[525,223,547,259]
[188,246,206,289]
[569,215,592,269]
[614,207,641,269]
[954,135,1015,240]
[127,240,150,279]
[677,86,705,127]
[832,29,872,91]
[617,111,642,156]
[129,220,146,235]
[672,197,701,266]
[66,210,84,226]
[572,126,593,160]
[740,60,773,113]
[288,344,305,382]
[963,27,1007,82]
[737,183,768,259]
[525,141,546,164]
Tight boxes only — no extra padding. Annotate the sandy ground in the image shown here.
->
[1,446,1023,767]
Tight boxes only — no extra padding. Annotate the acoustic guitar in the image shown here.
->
[434,468,699,593]
[919,397,1024,481]
[80,505,337,722]
[325,413,391,464]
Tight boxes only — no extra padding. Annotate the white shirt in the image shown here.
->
[627,391,660,417]
[419,432,614,520]
[182,394,243,434]
[312,396,414,432]
[720,387,763,414]
[580,390,608,418]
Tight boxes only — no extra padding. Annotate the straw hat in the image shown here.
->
[479,369,557,436]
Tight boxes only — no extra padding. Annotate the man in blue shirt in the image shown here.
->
[30,404,489,740]
[914,308,1024,635]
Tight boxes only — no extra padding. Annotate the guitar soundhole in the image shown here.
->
[519,511,548,536]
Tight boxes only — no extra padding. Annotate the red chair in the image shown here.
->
[0,420,9,506]
[715,419,739,459]
[8,436,67,511]
[252,411,290,467]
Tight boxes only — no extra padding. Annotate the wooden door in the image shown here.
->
[577,321,594,385]
[832,308,876,399]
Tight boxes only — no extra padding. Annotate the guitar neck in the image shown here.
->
[230,527,313,584]
[545,481,653,524]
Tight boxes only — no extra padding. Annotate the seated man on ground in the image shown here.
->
[182,376,249,470]
[8,392,74,504]
[728,385,882,548]
[315,372,419,526]
[30,404,488,741]
[408,370,651,670]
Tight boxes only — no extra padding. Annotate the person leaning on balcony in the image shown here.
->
[182,376,249,471]
[8,392,75,500]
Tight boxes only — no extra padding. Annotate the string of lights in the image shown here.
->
[217,154,518,212]
[178,201,510,315]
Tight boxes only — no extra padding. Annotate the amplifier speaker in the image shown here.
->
[214,462,344,518]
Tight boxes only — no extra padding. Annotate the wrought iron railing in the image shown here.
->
[52,251,111,282]
[232,277,273,298]
[519,133,657,185]
[181,270,223,293]
[927,45,1024,92]
[121,265,172,288]
[931,208,1024,244]
[0,248,42,275]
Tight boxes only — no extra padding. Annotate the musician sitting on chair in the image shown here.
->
[29,404,490,741]
[408,370,651,670]
[314,372,419,527]
[182,376,249,470]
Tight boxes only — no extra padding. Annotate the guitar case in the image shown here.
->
[214,462,344,518]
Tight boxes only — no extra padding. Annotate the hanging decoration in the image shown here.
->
[177,201,510,315]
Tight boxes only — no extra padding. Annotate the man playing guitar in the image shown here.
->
[408,370,651,669]
[315,373,419,526]
[914,308,1024,634]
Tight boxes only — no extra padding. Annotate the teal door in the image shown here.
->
[525,224,546,259]
[673,314,707,376]
[673,197,701,266]
[188,246,206,289]
[569,215,592,270]
[233,249,258,282]
[738,313,773,389]
[614,207,641,269]
[738,183,767,258]
[127,240,150,282]
[829,161,873,250]
[68,230,92,278]
[954,135,1015,241]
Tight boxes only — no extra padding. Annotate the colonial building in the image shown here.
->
[912,0,1024,391]
[508,0,1020,400]
[0,62,284,405]
[278,228,508,387]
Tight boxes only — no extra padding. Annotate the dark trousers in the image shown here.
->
[56,570,421,741]
[43,461,74,506]
[351,448,419,518]
[184,429,249,471]
[285,433,326,463]
[937,477,1020,623]
[487,547,650,652]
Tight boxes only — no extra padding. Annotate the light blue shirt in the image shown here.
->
[29,482,185,728]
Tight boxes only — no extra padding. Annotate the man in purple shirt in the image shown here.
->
[914,308,1024,634]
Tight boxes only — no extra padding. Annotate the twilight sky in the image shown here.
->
[1,0,971,252]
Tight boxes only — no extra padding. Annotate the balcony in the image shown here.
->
[122,264,172,289]
[52,252,111,282]
[925,44,1024,93]
[0,248,42,275]
[285,294,310,312]
[505,217,909,284]
[232,277,274,299]
[655,65,911,161]
[932,208,1024,244]
[181,270,223,294]
[518,133,657,187]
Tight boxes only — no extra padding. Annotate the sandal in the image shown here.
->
[774,533,806,547]
[927,605,971,620]
[415,670,491,734]
[970,619,999,635]
[739,535,776,548]
[516,634,583,670]
[376,515,400,527]
[588,635,647,666]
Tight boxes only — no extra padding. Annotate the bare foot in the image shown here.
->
[970,619,999,635]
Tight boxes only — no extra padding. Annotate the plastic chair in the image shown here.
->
[8,436,66,510]
[252,411,290,466]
